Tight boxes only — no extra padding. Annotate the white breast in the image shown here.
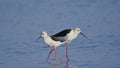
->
[43,36,64,47]
[66,30,78,42]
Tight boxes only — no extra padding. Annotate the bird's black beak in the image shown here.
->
[36,36,41,41]
[80,32,87,38]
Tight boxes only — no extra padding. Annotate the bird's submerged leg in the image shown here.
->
[54,48,62,64]
[46,48,54,63]
[66,43,70,61]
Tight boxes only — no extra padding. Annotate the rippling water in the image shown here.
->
[0,0,120,68]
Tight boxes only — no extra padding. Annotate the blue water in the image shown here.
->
[0,0,120,68]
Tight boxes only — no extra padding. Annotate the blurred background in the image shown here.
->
[0,0,120,68]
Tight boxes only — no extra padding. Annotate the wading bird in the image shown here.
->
[52,28,87,61]
[37,28,87,63]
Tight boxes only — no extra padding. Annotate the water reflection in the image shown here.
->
[65,60,69,68]
[46,60,69,68]
[54,60,69,68]
[53,63,62,68]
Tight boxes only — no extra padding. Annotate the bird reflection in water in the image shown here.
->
[65,60,69,68]
[53,60,69,68]
[46,59,69,68]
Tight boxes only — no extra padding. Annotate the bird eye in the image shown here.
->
[41,33,45,35]
[77,30,80,32]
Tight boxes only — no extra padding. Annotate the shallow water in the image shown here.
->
[0,0,120,68]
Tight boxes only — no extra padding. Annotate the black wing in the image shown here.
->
[52,29,71,37]
[50,36,64,42]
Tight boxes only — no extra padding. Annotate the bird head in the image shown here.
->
[36,31,48,41]
[75,28,81,34]
[41,31,48,38]
[75,27,87,38]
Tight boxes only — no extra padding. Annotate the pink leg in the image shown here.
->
[66,43,70,61]
[46,48,54,63]
[54,48,57,64]
[55,48,62,64]
[54,48,62,64]
[66,60,69,68]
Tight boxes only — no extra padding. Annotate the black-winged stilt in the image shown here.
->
[37,28,87,63]
[37,31,66,63]
[52,28,87,61]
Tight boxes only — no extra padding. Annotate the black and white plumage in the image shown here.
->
[37,27,87,63]
[51,28,87,61]
[52,28,87,43]
[40,31,66,48]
